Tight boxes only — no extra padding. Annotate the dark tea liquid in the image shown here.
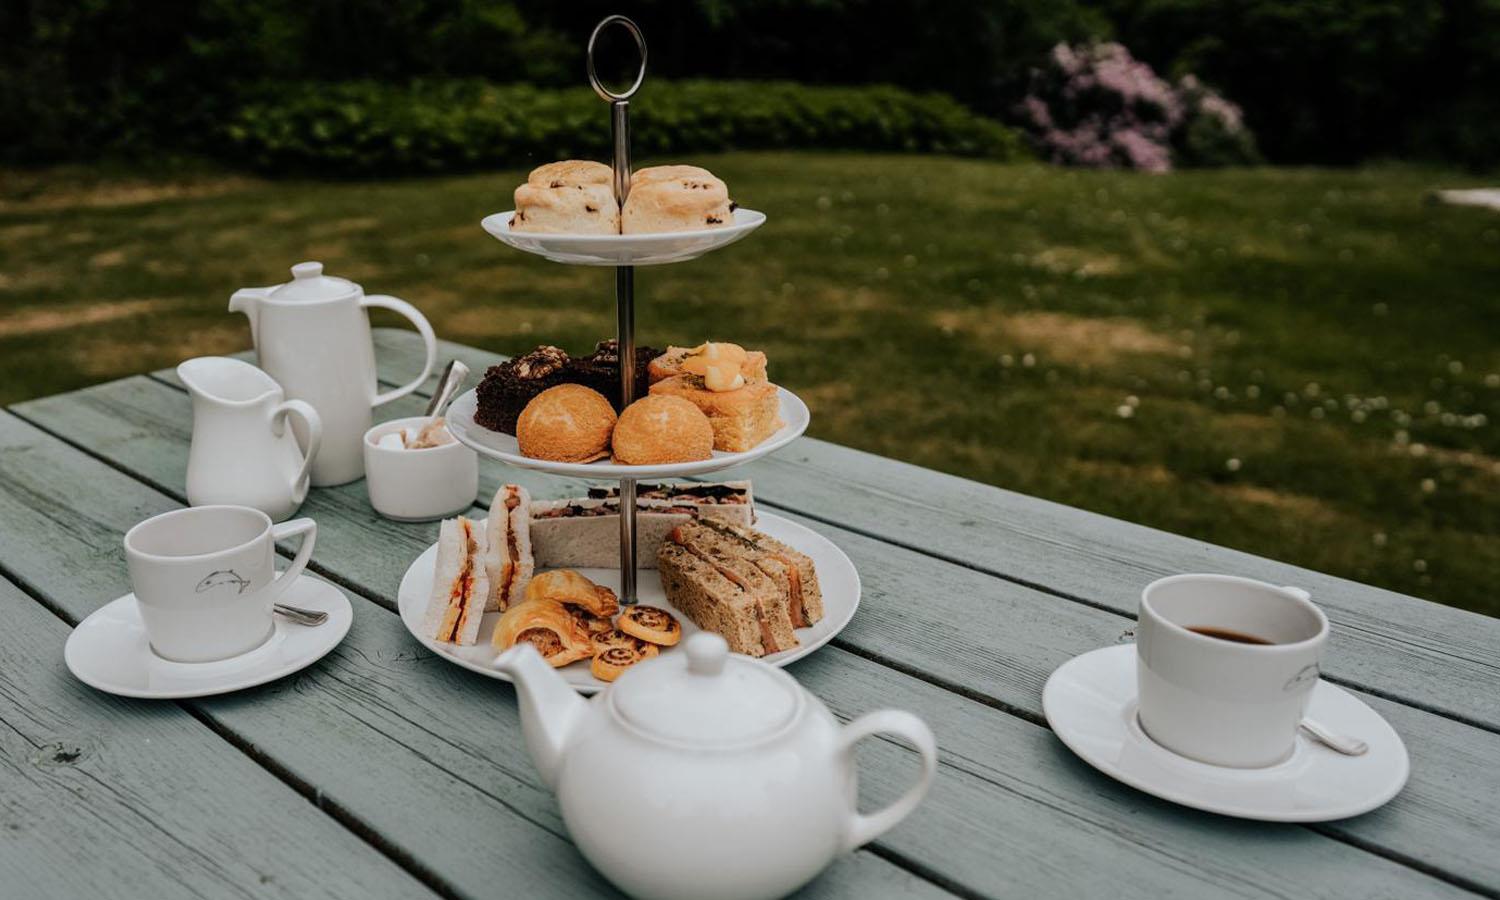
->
[1187,626,1273,645]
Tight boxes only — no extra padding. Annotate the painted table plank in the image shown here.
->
[0,412,955,899]
[17,376,1494,888]
[0,577,439,900]
[358,329,1500,734]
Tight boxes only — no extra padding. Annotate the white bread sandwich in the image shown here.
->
[529,481,753,570]
[424,516,491,645]
[484,483,534,611]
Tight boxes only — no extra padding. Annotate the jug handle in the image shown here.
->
[271,399,323,497]
[836,710,938,853]
[364,294,438,407]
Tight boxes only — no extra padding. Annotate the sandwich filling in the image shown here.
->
[499,487,522,604]
[438,519,478,642]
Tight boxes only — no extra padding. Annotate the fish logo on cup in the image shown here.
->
[1283,663,1320,693]
[196,570,251,594]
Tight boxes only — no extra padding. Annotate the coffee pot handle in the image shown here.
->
[836,709,938,853]
[270,399,323,497]
[364,294,438,407]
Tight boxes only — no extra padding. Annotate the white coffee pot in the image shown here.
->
[178,357,323,522]
[494,633,939,900]
[229,261,436,486]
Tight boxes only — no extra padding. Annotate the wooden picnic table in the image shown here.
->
[3,328,1498,900]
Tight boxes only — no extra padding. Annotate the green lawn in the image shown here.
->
[3,153,1499,616]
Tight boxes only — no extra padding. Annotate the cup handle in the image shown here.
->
[270,399,323,498]
[835,709,938,853]
[363,294,437,407]
[262,518,317,602]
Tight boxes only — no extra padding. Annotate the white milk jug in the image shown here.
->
[229,261,436,486]
[178,357,324,522]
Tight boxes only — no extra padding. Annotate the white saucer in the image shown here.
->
[65,576,353,700]
[1042,645,1409,822]
[481,207,765,266]
[397,512,860,694]
[445,386,809,480]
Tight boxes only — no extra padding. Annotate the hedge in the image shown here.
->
[221,79,1028,175]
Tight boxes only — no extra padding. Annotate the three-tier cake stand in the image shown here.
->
[445,15,808,605]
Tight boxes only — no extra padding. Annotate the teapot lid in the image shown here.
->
[611,633,800,747]
[269,261,359,301]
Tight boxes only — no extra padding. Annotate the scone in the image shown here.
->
[622,165,734,234]
[512,160,618,234]
[516,384,617,463]
[612,395,714,465]
[648,375,781,453]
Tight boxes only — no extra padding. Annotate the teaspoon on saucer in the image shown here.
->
[1300,718,1369,756]
[274,603,328,626]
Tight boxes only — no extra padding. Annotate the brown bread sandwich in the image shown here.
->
[656,521,802,657]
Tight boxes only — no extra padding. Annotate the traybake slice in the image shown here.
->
[647,375,781,453]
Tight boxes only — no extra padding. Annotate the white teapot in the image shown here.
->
[494,633,938,900]
[230,261,436,486]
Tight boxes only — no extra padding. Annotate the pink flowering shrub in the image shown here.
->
[1017,43,1258,172]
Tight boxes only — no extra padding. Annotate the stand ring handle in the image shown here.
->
[587,15,648,102]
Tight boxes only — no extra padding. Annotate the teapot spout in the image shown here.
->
[228,286,271,347]
[494,643,588,790]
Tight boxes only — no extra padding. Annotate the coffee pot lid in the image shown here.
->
[268,261,359,301]
[611,633,800,746]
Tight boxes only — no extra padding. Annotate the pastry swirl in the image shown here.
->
[618,605,682,646]
[591,645,649,682]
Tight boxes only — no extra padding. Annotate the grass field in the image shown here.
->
[3,153,1498,616]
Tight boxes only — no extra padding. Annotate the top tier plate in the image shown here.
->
[445,386,809,480]
[481,207,765,266]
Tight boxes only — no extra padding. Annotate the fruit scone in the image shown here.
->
[511,160,619,234]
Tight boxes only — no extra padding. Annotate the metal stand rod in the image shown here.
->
[591,16,648,605]
[617,266,637,603]
[612,99,638,604]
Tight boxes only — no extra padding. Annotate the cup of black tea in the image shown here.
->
[1136,574,1328,768]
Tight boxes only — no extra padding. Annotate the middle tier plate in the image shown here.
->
[446,386,810,479]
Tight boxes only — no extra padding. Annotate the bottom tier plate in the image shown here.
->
[397,512,860,693]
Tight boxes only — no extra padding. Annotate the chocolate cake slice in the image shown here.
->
[473,345,571,434]
[568,339,660,412]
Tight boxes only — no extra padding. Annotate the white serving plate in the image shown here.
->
[397,512,859,693]
[445,385,809,480]
[480,207,765,266]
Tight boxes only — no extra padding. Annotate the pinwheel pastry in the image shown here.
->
[591,628,662,658]
[617,605,683,647]
[490,599,593,667]
[591,645,654,682]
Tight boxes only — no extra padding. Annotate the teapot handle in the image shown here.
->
[836,709,938,853]
[271,399,323,498]
[363,294,438,407]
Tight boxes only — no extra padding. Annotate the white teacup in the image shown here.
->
[1136,574,1328,768]
[124,505,317,663]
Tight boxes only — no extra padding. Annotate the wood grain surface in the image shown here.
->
[0,330,1491,898]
